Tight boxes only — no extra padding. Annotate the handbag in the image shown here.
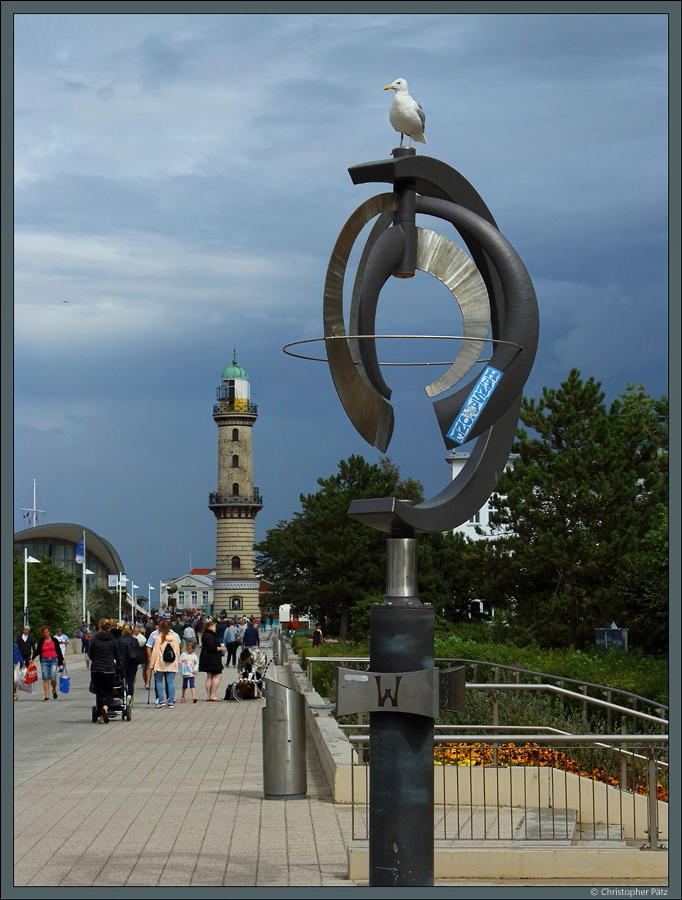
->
[18,680,35,694]
[59,667,70,694]
[24,664,38,684]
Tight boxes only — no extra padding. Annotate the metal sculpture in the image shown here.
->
[284,146,538,888]
[322,148,539,533]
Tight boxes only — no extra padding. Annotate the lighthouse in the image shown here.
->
[209,354,263,618]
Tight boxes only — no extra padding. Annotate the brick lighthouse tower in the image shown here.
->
[209,353,263,618]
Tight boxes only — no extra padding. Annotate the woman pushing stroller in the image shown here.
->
[88,618,122,723]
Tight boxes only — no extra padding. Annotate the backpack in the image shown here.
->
[128,639,145,663]
[162,641,176,663]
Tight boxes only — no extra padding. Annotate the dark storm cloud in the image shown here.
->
[12,12,671,591]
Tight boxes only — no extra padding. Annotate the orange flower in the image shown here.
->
[434,742,668,802]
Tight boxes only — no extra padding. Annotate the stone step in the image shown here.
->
[514,808,577,842]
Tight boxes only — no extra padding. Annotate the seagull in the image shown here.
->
[383,78,426,147]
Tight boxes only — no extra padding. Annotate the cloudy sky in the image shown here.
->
[11,9,672,599]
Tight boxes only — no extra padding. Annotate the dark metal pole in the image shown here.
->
[369,531,434,887]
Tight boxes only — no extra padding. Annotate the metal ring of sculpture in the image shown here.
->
[282,333,523,366]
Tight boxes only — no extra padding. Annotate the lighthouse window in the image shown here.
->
[232,455,239,468]
[230,596,242,611]
[231,556,241,570]
[232,483,240,496]
[232,428,239,441]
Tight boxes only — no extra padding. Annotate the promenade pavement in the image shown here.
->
[12,637,671,893]
[13,637,355,890]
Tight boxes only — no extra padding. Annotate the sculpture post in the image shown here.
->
[289,142,538,887]
[369,531,434,885]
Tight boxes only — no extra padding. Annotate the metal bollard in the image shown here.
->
[262,678,307,800]
[272,635,284,666]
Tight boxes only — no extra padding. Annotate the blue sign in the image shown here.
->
[447,366,503,444]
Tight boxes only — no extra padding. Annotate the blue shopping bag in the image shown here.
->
[59,667,70,694]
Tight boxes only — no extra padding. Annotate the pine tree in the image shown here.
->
[484,370,668,650]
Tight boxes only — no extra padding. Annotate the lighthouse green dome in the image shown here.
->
[221,354,248,381]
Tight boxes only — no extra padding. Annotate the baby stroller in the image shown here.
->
[226,648,270,701]
[91,663,132,722]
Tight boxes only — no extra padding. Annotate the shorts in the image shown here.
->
[40,658,59,680]
[182,676,195,689]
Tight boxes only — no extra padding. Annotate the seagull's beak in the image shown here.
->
[383,85,393,91]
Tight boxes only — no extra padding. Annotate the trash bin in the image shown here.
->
[262,678,307,800]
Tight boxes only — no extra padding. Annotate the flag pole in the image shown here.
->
[24,549,29,627]
[81,531,86,621]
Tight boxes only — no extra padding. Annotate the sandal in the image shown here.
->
[53,691,58,699]
[43,697,49,702]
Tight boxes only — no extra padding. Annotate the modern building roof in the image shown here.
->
[14,523,125,574]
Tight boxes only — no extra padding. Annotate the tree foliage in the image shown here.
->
[13,555,75,635]
[256,456,429,640]
[85,585,121,623]
[481,370,668,651]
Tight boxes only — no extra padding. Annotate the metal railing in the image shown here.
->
[346,732,668,850]
[213,401,258,415]
[208,492,263,506]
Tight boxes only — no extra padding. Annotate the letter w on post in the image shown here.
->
[375,674,401,708]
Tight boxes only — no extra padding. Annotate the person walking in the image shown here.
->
[132,623,148,690]
[15,626,35,668]
[149,619,180,708]
[216,614,229,645]
[13,642,23,700]
[145,619,161,699]
[77,621,89,654]
[54,627,70,660]
[117,624,142,703]
[198,620,224,701]
[83,625,93,667]
[182,621,197,650]
[222,620,240,668]
[88,619,121,725]
[242,618,260,650]
[88,619,121,723]
[32,625,66,701]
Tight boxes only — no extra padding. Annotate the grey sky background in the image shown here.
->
[13,11,671,596]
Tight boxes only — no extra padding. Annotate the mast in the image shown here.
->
[21,479,45,527]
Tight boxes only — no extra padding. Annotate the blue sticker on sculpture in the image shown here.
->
[446,366,503,444]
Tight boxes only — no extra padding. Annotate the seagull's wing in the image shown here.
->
[416,102,426,130]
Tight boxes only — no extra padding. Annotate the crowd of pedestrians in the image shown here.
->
[15,613,270,715]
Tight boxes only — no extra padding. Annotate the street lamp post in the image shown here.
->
[130,583,139,620]
[83,569,95,621]
[118,573,128,621]
[23,549,39,627]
